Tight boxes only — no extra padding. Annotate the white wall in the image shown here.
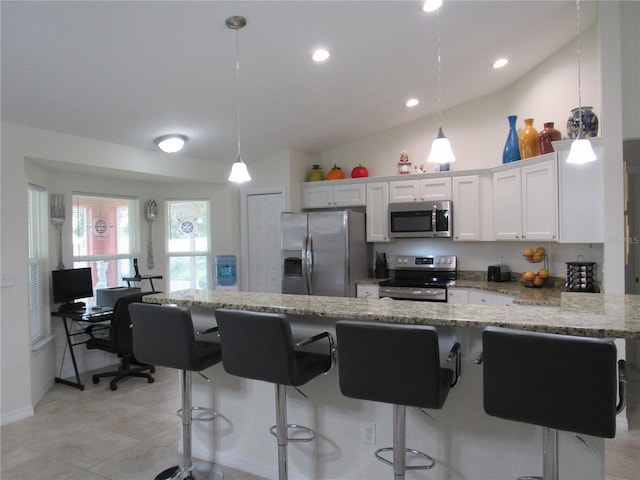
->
[1,123,242,424]
[313,27,600,176]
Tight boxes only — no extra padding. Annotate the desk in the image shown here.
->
[122,275,162,293]
[51,306,113,390]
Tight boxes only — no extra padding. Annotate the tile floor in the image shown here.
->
[1,364,638,480]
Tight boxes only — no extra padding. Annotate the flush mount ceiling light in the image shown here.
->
[426,9,455,170]
[406,98,420,108]
[423,0,443,13]
[566,0,597,164]
[226,15,251,183]
[155,134,187,153]
[312,48,330,63]
[492,58,509,69]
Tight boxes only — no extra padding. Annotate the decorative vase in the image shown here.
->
[538,122,562,154]
[519,118,540,159]
[566,106,599,139]
[307,165,323,181]
[502,115,521,164]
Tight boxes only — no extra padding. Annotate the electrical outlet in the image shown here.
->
[363,422,376,444]
[1,271,15,288]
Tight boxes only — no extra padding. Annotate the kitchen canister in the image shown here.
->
[565,256,596,292]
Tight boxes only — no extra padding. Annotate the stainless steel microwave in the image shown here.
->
[388,200,453,238]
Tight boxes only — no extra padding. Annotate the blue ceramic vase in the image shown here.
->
[502,115,521,163]
[567,106,599,139]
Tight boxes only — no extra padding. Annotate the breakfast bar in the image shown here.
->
[142,290,639,480]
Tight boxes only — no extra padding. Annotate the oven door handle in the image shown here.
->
[432,204,437,236]
[379,286,447,301]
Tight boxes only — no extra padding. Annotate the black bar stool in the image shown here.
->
[213,308,334,480]
[130,303,224,480]
[335,321,460,480]
[481,326,627,480]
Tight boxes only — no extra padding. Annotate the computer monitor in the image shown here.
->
[51,267,94,311]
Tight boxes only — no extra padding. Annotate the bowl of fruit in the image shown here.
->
[523,246,546,263]
[520,268,549,288]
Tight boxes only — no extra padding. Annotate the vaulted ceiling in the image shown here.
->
[1,1,598,168]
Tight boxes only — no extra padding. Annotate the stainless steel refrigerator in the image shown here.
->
[281,210,370,297]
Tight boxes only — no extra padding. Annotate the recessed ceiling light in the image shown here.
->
[155,134,187,153]
[492,58,509,69]
[423,0,443,13]
[312,48,330,63]
[406,98,420,108]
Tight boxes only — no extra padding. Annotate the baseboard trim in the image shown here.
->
[1,405,34,426]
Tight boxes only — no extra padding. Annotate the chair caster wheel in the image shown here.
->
[92,377,100,384]
[150,367,156,373]
[148,377,155,383]
[110,383,118,391]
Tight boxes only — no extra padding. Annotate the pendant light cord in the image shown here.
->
[235,26,242,158]
[576,0,583,138]
[436,10,443,129]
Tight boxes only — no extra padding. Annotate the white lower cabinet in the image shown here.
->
[447,288,469,304]
[449,288,513,306]
[357,284,379,299]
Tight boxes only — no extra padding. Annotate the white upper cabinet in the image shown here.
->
[493,168,523,240]
[521,159,558,240]
[452,175,481,241]
[302,182,366,209]
[555,138,604,243]
[389,177,452,203]
[365,182,390,242]
[492,156,557,241]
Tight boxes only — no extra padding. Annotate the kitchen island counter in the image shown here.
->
[143,289,640,339]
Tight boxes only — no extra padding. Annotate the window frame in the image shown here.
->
[71,192,139,292]
[28,184,49,345]
[165,199,211,291]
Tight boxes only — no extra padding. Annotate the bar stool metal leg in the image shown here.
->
[393,405,406,480]
[276,384,288,480]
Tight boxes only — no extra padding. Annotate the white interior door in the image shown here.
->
[246,192,284,293]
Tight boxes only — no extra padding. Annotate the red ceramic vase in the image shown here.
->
[538,122,562,155]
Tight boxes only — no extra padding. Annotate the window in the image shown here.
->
[166,200,210,291]
[28,185,48,344]
[72,193,137,292]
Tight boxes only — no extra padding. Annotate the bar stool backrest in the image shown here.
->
[483,326,618,438]
[215,309,304,386]
[129,303,221,372]
[336,321,452,409]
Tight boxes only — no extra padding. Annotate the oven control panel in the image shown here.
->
[393,255,457,270]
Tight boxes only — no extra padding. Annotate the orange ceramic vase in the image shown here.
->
[519,118,540,159]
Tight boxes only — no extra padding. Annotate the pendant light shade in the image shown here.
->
[228,154,251,182]
[427,10,455,168]
[427,127,455,165]
[227,15,251,183]
[566,138,597,164]
[567,0,597,165]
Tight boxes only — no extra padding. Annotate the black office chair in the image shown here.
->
[214,308,334,480]
[86,292,155,391]
[482,326,626,480]
[336,321,460,480]
[130,302,223,480]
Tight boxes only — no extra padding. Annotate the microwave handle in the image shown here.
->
[432,204,437,235]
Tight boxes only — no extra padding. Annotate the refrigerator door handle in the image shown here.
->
[302,234,309,294]
[307,235,314,295]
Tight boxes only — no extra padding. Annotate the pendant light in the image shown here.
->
[227,15,251,183]
[566,0,597,164]
[426,9,455,171]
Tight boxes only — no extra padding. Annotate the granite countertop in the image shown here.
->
[144,289,640,339]
[356,276,564,306]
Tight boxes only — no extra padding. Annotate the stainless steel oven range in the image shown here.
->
[379,255,457,302]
